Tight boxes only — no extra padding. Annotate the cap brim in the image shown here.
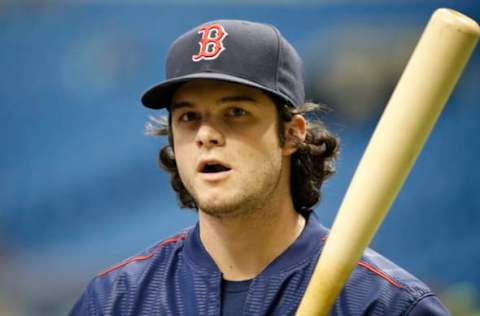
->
[141,72,293,109]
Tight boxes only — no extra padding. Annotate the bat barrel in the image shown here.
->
[296,8,479,316]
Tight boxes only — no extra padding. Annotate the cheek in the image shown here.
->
[235,134,282,167]
[258,126,282,153]
[172,144,194,179]
[171,129,194,167]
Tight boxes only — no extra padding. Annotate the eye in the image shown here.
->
[226,107,247,117]
[178,111,200,122]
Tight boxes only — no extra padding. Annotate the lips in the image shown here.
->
[197,159,232,174]
[202,164,230,173]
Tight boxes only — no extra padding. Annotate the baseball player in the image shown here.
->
[70,20,450,315]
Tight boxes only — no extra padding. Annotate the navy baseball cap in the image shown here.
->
[141,19,305,109]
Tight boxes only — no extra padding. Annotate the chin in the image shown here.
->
[197,198,247,219]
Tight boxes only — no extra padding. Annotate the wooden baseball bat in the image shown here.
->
[296,8,480,316]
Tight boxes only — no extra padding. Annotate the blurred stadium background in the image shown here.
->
[1,1,479,315]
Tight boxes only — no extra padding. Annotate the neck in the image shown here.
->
[198,200,305,281]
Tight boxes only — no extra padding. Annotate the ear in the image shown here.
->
[282,114,307,156]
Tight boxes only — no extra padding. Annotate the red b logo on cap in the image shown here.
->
[192,24,228,62]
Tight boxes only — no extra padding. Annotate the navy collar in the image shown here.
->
[183,212,328,275]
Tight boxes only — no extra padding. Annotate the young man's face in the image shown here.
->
[170,79,293,218]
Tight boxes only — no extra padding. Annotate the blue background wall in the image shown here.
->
[1,1,479,314]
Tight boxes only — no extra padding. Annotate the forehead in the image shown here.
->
[171,79,272,107]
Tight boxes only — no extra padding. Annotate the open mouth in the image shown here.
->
[201,163,231,174]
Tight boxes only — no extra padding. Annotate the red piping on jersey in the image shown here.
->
[97,234,186,277]
[97,233,402,289]
[357,261,404,289]
[320,235,402,289]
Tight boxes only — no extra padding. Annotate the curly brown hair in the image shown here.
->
[145,98,340,215]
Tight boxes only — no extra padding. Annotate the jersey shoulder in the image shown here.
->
[358,247,431,295]
[97,230,188,279]
[341,247,450,315]
[69,230,190,315]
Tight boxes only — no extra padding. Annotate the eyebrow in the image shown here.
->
[170,101,193,111]
[219,95,257,104]
[171,95,257,111]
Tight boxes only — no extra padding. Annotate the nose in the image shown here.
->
[195,122,225,149]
